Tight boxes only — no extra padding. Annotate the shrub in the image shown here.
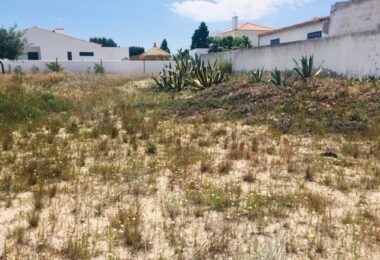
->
[293,55,321,81]
[94,63,104,74]
[146,141,157,155]
[218,60,232,74]
[30,66,40,74]
[13,65,23,74]
[46,62,64,72]
[208,36,252,53]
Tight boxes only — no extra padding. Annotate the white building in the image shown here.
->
[19,27,130,61]
[259,17,330,46]
[219,17,274,47]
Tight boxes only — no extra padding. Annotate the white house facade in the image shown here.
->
[258,17,330,46]
[19,27,130,61]
[219,17,274,47]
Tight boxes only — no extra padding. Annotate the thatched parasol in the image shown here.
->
[139,43,171,61]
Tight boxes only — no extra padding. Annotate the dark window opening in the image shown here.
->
[270,39,280,45]
[307,31,322,40]
[28,52,39,60]
[67,52,72,61]
[79,52,94,57]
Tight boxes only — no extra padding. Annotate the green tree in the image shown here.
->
[160,39,170,54]
[89,37,118,47]
[208,36,251,53]
[0,25,26,73]
[129,46,145,58]
[191,22,209,49]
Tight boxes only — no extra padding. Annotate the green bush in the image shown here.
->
[218,60,232,74]
[208,36,251,53]
[46,62,64,72]
[146,141,157,155]
[31,66,40,74]
[94,63,104,74]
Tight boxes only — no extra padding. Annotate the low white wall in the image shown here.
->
[201,29,380,78]
[0,60,173,75]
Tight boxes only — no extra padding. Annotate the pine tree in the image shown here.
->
[160,39,170,54]
[191,22,209,49]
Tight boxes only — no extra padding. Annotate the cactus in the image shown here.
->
[250,68,264,83]
[153,51,229,92]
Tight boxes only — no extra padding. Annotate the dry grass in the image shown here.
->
[0,73,379,259]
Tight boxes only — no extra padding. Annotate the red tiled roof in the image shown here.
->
[260,16,330,36]
[223,23,274,33]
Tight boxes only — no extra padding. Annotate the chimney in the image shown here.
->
[153,42,157,48]
[54,28,65,35]
[232,16,238,30]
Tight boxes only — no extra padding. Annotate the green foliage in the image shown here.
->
[251,68,264,83]
[293,55,322,81]
[191,22,210,49]
[270,68,283,86]
[160,39,170,54]
[146,141,157,155]
[94,63,104,74]
[129,46,145,58]
[191,60,230,90]
[0,25,26,60]
[0,25,26,73]
[89,37,117,47]
[153,63,189,92]
[218,60,232,74]
[153,50,229,92]
[31,66,40,74]
[208,36,251,53]
[0,90,69,123]
[13,66,23,74]
[46,62,64,72]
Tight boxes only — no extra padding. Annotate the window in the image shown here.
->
[79,52,94,57]
[28,52,39,60]
[67,52,72,61]
[270,38,280,45]
[307,31,322,40]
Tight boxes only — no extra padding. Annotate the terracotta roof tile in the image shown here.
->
[223,23,274,33]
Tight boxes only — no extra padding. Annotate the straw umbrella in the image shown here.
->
[140,43,172,61]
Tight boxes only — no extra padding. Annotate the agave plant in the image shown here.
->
[153,64,188,92]
[270,68,283,86]
[153,50,229,92]
[191,60,229,90]
[293,55,322,81]
[250,68,264,83]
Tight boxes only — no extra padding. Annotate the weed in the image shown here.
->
[218,160,233,175]
[27,210,40,228]
[146,141,157,155]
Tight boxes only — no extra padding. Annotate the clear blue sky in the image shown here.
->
[0,0,337,51]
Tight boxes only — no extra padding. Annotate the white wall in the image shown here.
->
[21,27,129,61]
[0,60,173,75]
[259,22,327,46]
[190,49,209,58]
[201,29,380,78]
[328,0,380,36]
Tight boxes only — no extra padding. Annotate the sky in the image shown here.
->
[0,0,337,51]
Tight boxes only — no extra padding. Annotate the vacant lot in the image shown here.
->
[0,73,379,259]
